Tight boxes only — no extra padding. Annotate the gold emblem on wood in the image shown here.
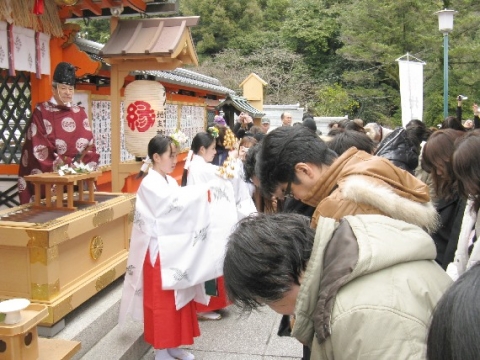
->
[89,236,104,260]
[30,245,59,265]
[93,208,114,227]
[42,296,73,325]
[95,269,116,292]
[31,279,60,301]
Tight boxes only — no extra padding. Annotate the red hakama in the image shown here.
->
[195,276,230,312]
[143,251,200,349]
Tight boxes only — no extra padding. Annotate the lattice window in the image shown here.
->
[180,105,206,148]
[0,71,31,164]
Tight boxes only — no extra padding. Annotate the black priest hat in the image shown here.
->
[53,62,76,86]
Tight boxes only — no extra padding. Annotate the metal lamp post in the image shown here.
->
[436,9,456,119]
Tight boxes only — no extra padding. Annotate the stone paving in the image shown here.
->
[141,306,303,360]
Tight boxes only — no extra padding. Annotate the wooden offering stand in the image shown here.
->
[24,171,102,211]
[0,303,80,360]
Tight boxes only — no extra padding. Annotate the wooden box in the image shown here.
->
[0,304,47,360]
[0,193,135,326]
[0,303,80,360]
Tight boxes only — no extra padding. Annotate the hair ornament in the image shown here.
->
[208,126,220,139]
[183,150,194,170]
[169,129,189,148]
[223,127,237,149]
[136,155,152,179]
[140,155,152,173]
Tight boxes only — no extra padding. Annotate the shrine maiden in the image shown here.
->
[18,62,99,204]
[119,135,236,360]
[181,129,256,320]
[183,128,257,220]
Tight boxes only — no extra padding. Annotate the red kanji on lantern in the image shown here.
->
[126,101,156,132]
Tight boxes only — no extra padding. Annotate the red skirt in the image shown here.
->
[143,251,200,349]
[195,276,230,312]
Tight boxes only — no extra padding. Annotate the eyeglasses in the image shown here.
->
[284,180,294,198]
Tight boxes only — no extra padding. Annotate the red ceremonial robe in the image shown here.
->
[17,100,99,204]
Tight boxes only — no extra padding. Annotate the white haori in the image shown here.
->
[119,171,237,325]
[159,178,237,308]
[188,154,256,220]
[228,158,257,220]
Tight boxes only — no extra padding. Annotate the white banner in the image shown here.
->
[13,25,35,73]
[398,60,424,127]
[0,21,50,75]
[38,32,51,75]
[0,22,8,70]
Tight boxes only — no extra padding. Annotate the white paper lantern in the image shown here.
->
[436,9,456,34]
[124,76,166,157]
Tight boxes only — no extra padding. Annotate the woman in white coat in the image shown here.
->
[119,135,236,360]
[181,129,256,320]
[181,129,231,320]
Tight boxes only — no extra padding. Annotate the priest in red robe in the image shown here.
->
[18,62,99,204]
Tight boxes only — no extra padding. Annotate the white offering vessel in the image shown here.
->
[0,298,30,325]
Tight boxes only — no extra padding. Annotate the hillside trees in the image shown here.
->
[195,45,316,105]
[77,0,480,126]
[179,0,265,56]
[312,0,480,126]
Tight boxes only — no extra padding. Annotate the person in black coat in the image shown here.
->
[375,120,431,175]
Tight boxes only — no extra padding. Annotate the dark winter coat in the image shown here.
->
[375,127,419,175]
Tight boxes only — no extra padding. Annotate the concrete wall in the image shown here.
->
[262,104,304,130]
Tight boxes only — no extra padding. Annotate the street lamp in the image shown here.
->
[436,9,456,119]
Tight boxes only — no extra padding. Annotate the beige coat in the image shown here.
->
[292,215,452,360]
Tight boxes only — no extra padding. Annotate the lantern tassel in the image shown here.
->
[33,0,44,15]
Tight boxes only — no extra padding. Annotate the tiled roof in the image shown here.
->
[99,17,198,63]
[75,37,235,96]
[217,94,265,118]
[135,70,235,95]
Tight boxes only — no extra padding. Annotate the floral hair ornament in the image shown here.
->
[169,129,189,148]
[208,126,219,139]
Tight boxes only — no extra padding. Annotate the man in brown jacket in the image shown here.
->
[256,126,438,230]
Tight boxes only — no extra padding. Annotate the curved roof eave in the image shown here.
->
[75,37,235,96]
[217,94,265,118]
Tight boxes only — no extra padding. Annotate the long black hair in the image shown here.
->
[137,135,174,179]
[427,263,480,360]
[180,131,215,186]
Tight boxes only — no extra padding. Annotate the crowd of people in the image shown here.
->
[17,63,480,360]
[222,105,480,360]
[125,106,480,360]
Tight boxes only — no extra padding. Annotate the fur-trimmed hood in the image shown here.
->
[341,175,438,232]
[302,147,439,232]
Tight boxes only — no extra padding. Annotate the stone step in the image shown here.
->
[49,276,149,360]
[80,321,150,360]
